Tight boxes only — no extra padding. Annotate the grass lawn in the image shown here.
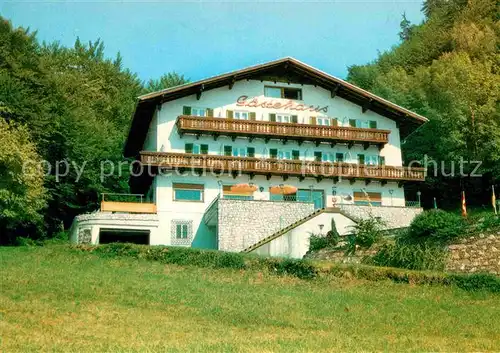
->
[1,245,499,352]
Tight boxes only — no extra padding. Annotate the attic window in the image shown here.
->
[264,86,302,100]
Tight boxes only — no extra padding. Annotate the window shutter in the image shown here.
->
[185,143,193,154]
[369,120,377,129]
[292,150,300,160]
[224,145,232,156]
[249,112,256,121]
[206,108,214,117]
[336,153,344,163]
[291,115,298,123]
[331,118,339,127]
[200,144,208,155]
[314,151,322,162]
[247,147,255,158]
[270,148,278,159]
[379,156,385,166]
[183,106,192,115]
[309,116,317,125]
[349,119,357,127]
[269,113,276,122]
[358,154,365,165]
[226,110,234,119]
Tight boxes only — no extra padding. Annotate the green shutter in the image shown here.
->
[349,119,357,127]
[379,156,385,166]
[358,154,365,165]
[369,120,377,129]
[200,144,209,155]
[310,116,317,125]
[291,115,298,123]
[247,147,255,158]
[269,113,276,122]
[185,143,193,154]
[183,106,192,115]
[314,151,322,162]
[224,145,232,156]
[249,112,256,121]
[270,148,278,159]
[206,108,214,117]
[226,110,233,119]
[336,153,344,163]
[292,150,300,160]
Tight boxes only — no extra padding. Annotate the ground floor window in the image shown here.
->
[353,191,382,206]
[171,220,193,245]
[173,183,204,202]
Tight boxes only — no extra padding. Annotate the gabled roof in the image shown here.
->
[124,57,427,157]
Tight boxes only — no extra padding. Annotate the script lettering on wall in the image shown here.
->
[236,95,328,113]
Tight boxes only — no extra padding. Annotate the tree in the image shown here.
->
[399,13,415,41]
[144,72,189,93]
[0,117,47,244]
[347,0,500,208]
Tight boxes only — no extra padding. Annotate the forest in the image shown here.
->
[1,0,499,243]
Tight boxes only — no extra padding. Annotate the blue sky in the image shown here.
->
[2,1,424,82]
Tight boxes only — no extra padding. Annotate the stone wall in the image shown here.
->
[339,204,423,229]
[217,199,315,252]
[446,233,500,275]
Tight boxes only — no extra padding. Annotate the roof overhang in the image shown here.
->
[124,57,427,158]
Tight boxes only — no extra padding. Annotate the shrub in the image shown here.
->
[407,210,465,243]
[265,258,318,280]
[368,242,447,271]
[345,217,384,255]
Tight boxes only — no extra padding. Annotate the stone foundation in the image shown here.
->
[446,233,500,275]
[339,204,423,229]
[217,199,314,252]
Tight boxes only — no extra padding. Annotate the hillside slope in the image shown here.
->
[1,245,499,352]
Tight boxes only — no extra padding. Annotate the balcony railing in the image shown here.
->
[176,116,390,147]
[140,152,425,182]
[100,193,157,214]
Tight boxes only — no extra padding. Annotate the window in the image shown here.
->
[278,150,292,160]
[234,111,249,120]
[173,183,204,202]
[223,145,232,156]
[233,147,246,157]
[176,224,189,239]
[317,117,331,126]
[358,154,365,165]
[264,86,302,100]
[336,153,344,163]
[191,107,206,117]
[277,114,291,123]
[365,155,379,166]
[185,143,208,155]
[171,220,193,245]
[348,119,377,129]
[269,148,278,159]
[322,152,335,162]
[292,150,300,160]
[247,147,255,158]
[314,151,322,162]
[354,191,382,206]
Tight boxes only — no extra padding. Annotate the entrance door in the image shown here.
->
[297,189,325,209]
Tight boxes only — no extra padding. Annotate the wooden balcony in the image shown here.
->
[140,152,425,183]
[176,116,390,148]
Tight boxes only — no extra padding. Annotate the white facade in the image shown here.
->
[141,79,409,248]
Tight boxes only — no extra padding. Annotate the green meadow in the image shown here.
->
[1,245,499,352]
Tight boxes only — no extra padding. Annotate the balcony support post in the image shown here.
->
[349,178,356,185]
[365,179,371,186]
[348,141,354,149]
[266,174,272,181]
[333,176,339,184]
[363,142,370,150]
[381,180,388,186]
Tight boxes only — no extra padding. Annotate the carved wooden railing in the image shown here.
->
[176,116,390,145]
[140,152,425,181]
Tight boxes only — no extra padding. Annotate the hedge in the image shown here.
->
[73,243,500,293]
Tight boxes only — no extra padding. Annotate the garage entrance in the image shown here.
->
[99,229,150,245]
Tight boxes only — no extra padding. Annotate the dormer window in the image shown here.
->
[264,86,302,100]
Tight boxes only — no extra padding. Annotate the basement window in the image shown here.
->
[264,86,302,100]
